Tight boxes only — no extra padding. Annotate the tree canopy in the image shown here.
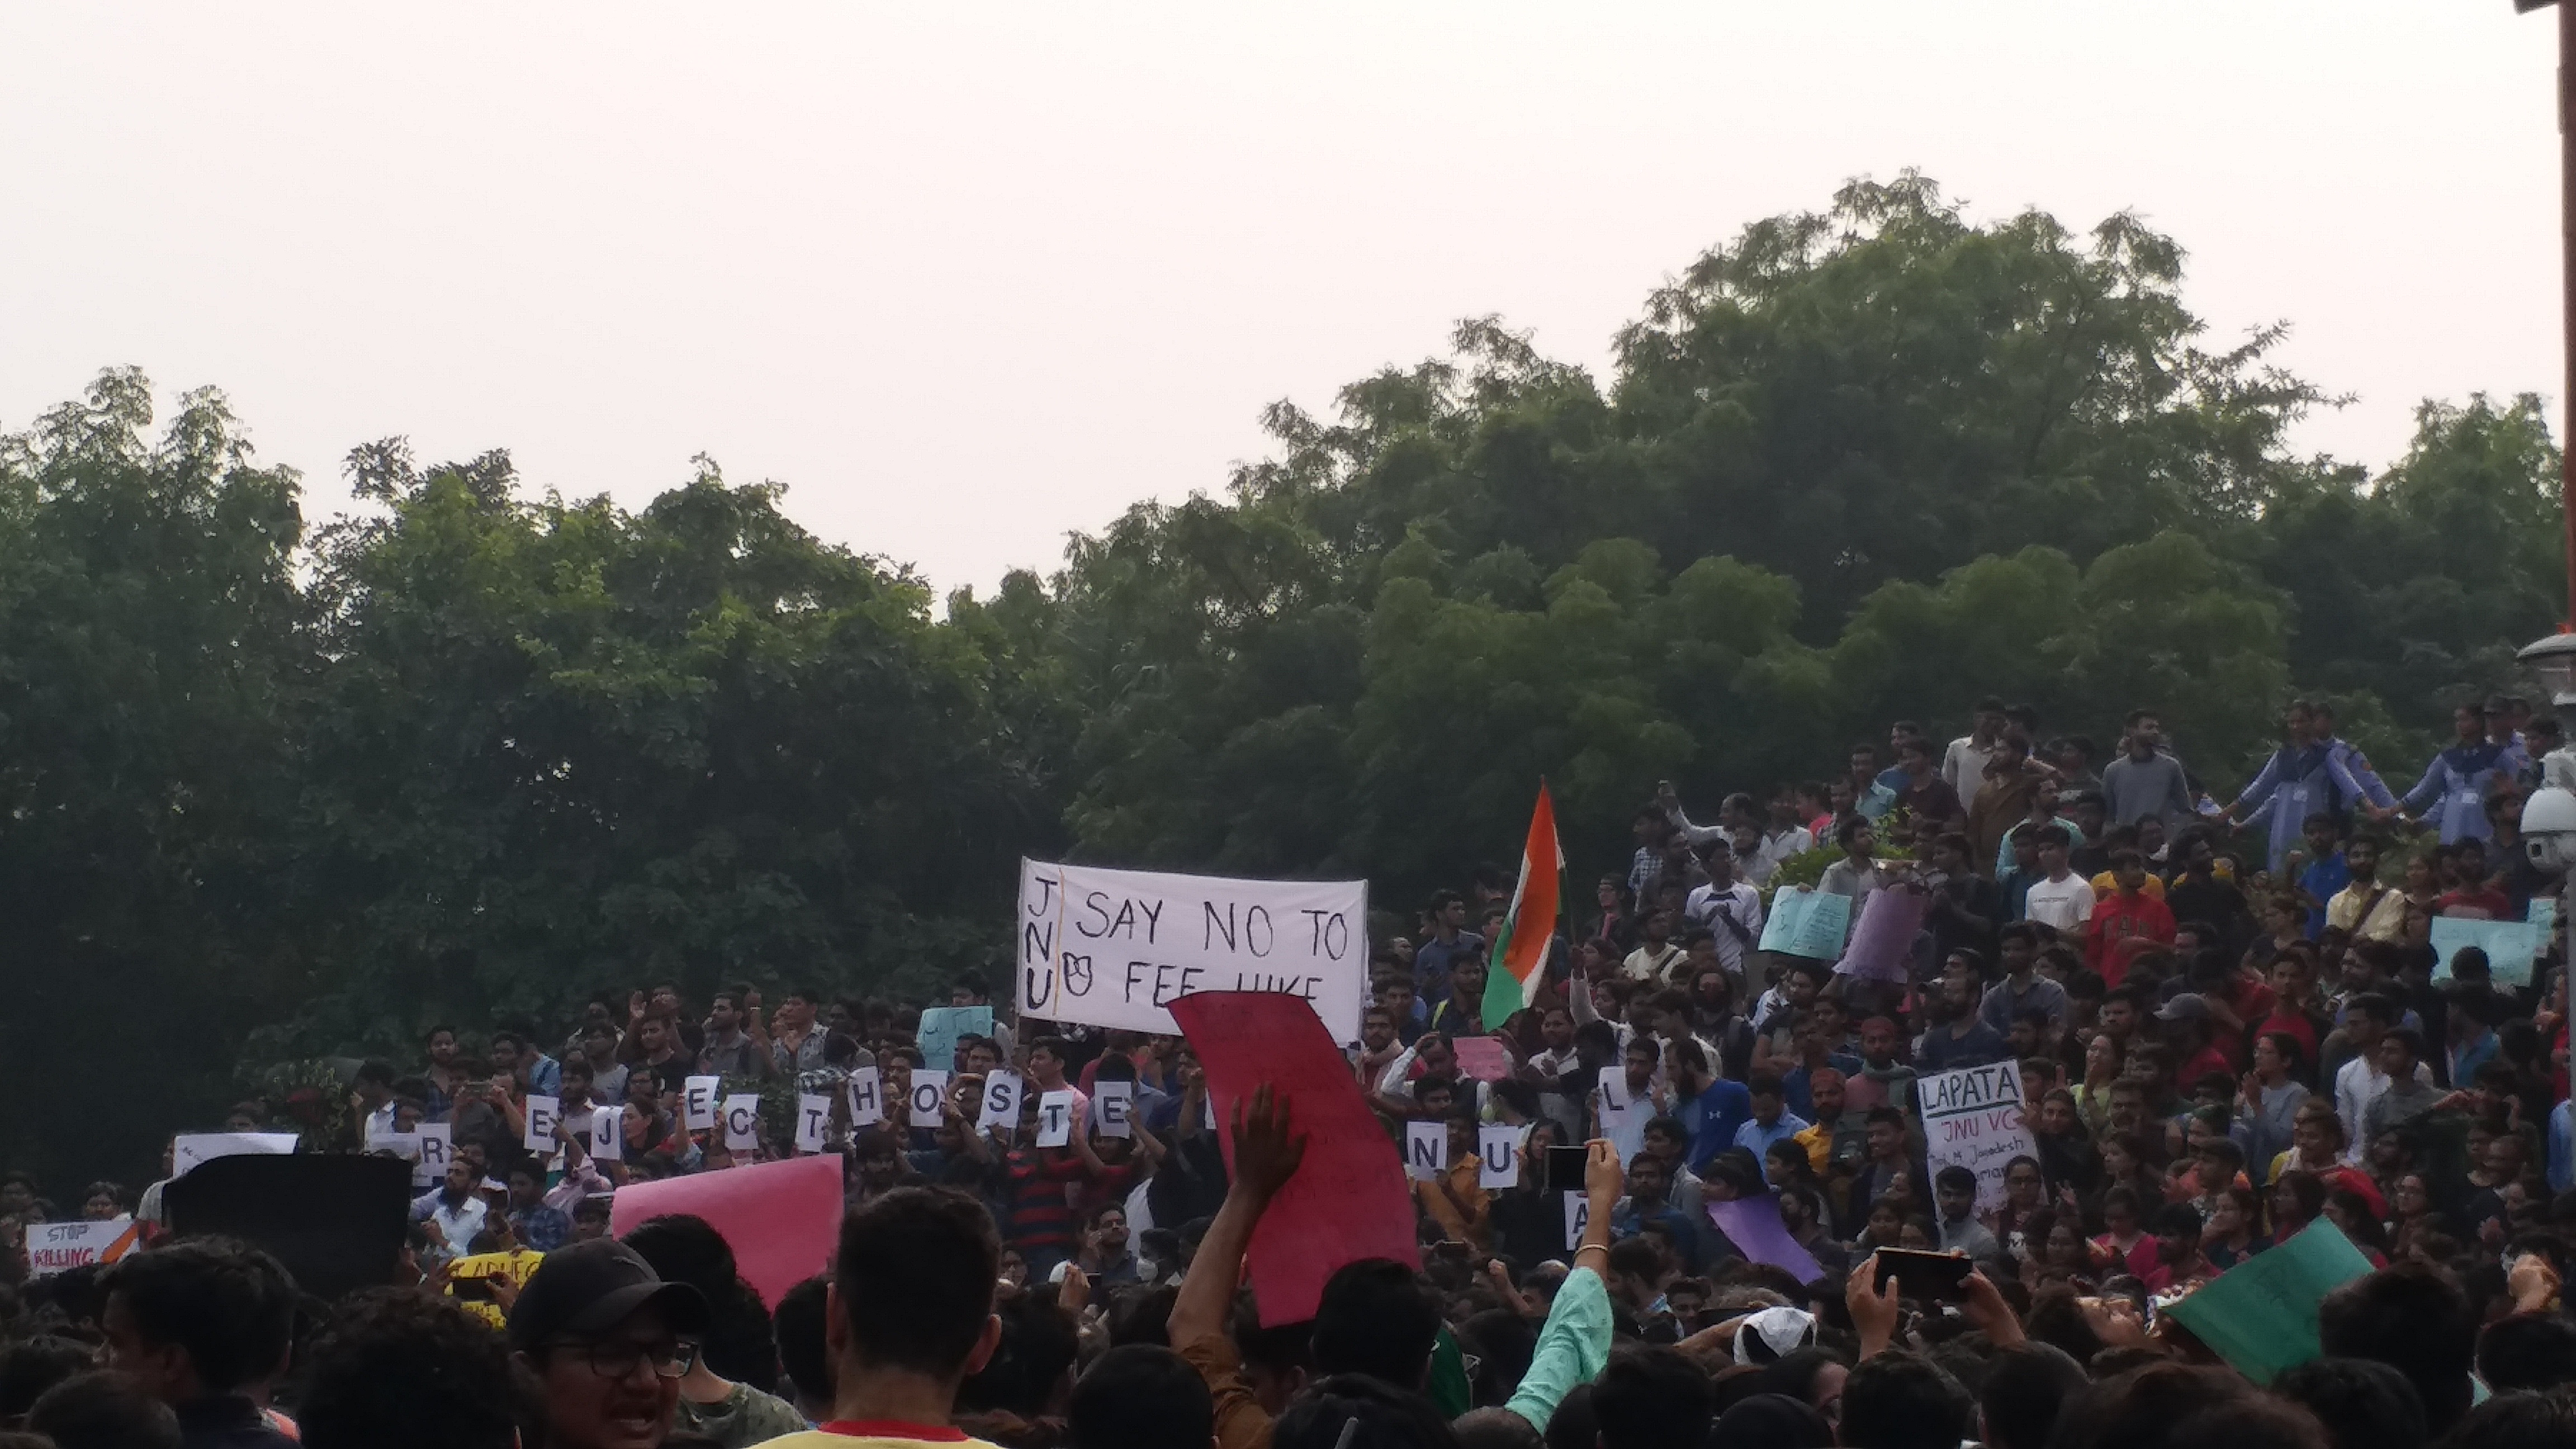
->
[1,173,2560,1187]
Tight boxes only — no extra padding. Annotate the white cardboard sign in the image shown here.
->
[1094,1081,1135,1139]
[908,1069,950,1129]
[1035,1089,1077,1147]
[795,1093,833,1154]
[682,1076,721,1131]
[722,1093,762,1152]
[1479,1124,1528,1190]
[173,1132,299,1177]
[978,1071,1025,1133]
[1017,859,1368,1040]
[1405,1120,1447,1182]
[523,1095,561,1153]
[1915,1059,2038,1214]
[847,1066,884,1126]
[27,1220,140,1277]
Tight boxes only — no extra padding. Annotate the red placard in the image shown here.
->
[1172,991,1420,1325]
[608,1153,843,1308]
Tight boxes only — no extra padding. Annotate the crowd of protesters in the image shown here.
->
[0,694,2570,1449]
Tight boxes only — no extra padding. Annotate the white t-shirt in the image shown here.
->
[2023,872,2095,932]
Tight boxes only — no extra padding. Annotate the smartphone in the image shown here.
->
[1544,1145,1589,1195]
[1872,1248,1975,1300]
[449,1276,496,1303]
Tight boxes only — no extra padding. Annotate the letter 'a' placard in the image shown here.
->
[1018,859,1367,1041]
[1093,1080,1135,1139]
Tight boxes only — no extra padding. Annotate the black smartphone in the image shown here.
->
[1872,1248,1975,1300]
[449,1276,496,1303]
[1544,1145,1589,1195]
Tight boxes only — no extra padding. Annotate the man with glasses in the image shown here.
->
[508,1238,711,1449]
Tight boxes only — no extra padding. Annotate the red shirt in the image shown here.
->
[2173,1043,2234,1097]
[2086,892,2175,986]
[2435,887,2514,920]
[2254,1008,2318,1068]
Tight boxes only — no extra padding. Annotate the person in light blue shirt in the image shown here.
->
[2230,701,2378,874]
[1848,743,1898,822]
[1733,1072,1810,1182]
[2402,702,2526,845]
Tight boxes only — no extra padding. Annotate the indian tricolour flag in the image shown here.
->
[1483,782,1564,1018]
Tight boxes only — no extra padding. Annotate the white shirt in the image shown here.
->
[2333,1053,2433,1164]
[1758,826,1814,875]
[2022,872,2095,933]
[1684,880,1764,973]
[1944,735,1997,806]
[413,1191,489,1256]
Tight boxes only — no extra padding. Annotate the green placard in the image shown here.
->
[2161,1219,2374,1384]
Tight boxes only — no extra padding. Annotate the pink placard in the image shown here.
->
[1172,992,1422,1325]
[608,1153,843,1308]
[1449,1035,1511,1083]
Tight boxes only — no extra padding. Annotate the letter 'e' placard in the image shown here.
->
[1017,859,1367,1041]
[1094,1081,1135,1138]
[682,1076,721,1131]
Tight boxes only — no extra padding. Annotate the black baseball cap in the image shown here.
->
[505,1238,710,1351]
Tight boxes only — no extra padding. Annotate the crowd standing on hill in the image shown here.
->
[0,694,2573,1449]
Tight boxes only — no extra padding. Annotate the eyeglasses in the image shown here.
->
[553,1338,699,1381]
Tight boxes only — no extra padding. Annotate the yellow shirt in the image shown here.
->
[1793,1120,1834,1175]
[2089,870,2165,901]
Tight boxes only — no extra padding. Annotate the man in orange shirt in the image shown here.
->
[2085,849,2175,986]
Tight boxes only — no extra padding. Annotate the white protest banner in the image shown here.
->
[364,1131,420,1162]
[722,1094,763,1152]
[1035,1089,1077,1147]
[794,1094,833,1154]
[978,1070,1025,1133]
[1093,1080,1135,1139]
[682,1076,721,1131]
[523,1095,561,1154]
[173,1132,300,1177]
[1564,1191,1589,1251]
[1915,1059,2037,1214]
[416,1123,453,1188]
[847,1066,884,1126]
[908,1070,950,1129]
[27,1220,141,1277]
[1404,1120,1447,1182]
[1017,859,1368,1041]
[1479,1124,1528,1190]
[590,1106,621,1163]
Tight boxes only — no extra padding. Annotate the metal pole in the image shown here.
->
[2561,2,2576,626]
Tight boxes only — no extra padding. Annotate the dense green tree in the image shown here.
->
[2,174,2565,1190]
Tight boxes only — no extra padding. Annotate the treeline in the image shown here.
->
[1,173,2559,1188]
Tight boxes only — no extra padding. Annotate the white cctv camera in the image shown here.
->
[2522,786,2576,877]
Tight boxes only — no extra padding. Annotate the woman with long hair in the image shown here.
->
[2270,1169,2327,1245]
[2385,1171,2447,1261]
[2323,1187,2392,1266]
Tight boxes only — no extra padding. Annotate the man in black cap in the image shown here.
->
[506,1237,710,1449]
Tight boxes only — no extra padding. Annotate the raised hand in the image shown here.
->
[1230,1083,1307,1202]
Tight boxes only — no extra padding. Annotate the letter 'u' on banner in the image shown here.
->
[1405,1120,1447,1181]
[795,1094,832,1154]
[847,1067,883,1126]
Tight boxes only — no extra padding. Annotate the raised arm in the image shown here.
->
[1169,1085,1306,1449]
[1502,1138,1621,1432]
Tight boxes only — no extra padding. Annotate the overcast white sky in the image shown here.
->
[0,3,2561,596]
